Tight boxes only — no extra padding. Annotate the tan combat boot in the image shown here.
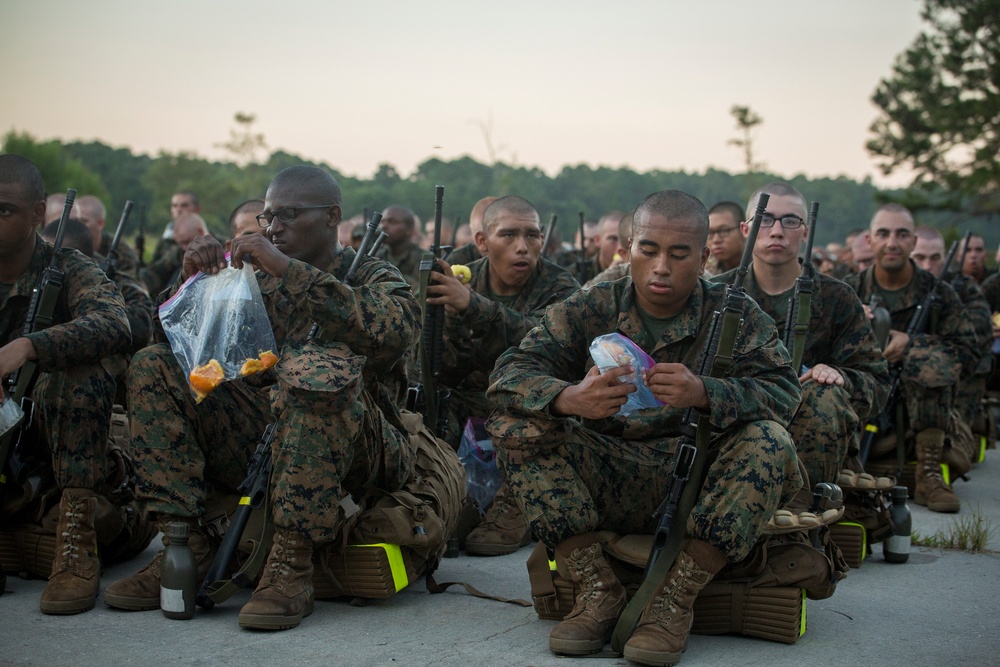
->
[464,484,531,556]
[104,516,214,610]
[623,539,728,666]
[239,527,314,630]
[39,488,101,615]
[548,533,626,656]
[914,428,960,513]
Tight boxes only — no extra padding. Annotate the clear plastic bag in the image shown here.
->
[457,417,503,510]
[589,332,664,416]
[159,260,277,402]
[0,398,24,438]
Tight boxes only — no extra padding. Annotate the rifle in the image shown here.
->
[99,200,135,278]
[783,202,820,372]
[199,215,384,609]
[1,189,76,491]
[949,231,973,286]
[541,214,557,259]
[612,193,771,652]
[859,238,961,468]
[406,185,451,436]
[135,204,147,269]
[575,211,589,284]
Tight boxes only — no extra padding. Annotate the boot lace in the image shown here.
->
[568,545,604,606]
[646,555,699,624]
[53,497,84,574]
[264,531,299,586]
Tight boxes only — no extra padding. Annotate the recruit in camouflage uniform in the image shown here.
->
[944,271,992,443]
[844,206,979,513]
[583,260,630,289]
[375,205,426,290]
[429,195,579,555]
[486,190,802,665]
[0,155,133,615]
[107,165,418,631]
[982,272,1000,392]
[713,182,889,486]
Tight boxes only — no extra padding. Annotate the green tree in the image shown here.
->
[867,0,1000,215]
[727,105,765,173]
[2,131,109,203]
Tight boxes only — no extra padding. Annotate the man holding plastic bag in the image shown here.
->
[107,166,419,631]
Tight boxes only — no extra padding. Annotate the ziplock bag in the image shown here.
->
[589,332,664,416]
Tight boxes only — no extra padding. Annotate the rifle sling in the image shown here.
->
[204,473,275,605]
[610,305,744,653]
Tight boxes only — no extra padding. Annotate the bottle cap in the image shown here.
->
[166,521,190,539]
[890,486,908,502]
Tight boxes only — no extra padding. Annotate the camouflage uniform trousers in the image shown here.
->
[954,375,987,433]
[128,344,272,520]
[901,382,952,435]
[494,416,801,562]
[268,376,415,545]
[787,381,859,486]
[32,363,116,491]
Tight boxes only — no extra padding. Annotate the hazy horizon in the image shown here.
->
[2,1,926,185]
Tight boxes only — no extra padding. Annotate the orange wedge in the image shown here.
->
[189,359,224,402]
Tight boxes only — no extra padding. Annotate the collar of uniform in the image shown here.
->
[469,256,540,309]
[616,278,704,353]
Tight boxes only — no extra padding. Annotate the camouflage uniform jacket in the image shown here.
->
[441,257,579,392]
[982,272,1000,313]
[845,262,980,385]
[98,230,141,280]
[583,262,630,289]
[487,277,801,460]
[156,247,418,432]
[377,240,424,289]
[446,242,482,267]
[712,265,890,421]
[140,242,183,301]
[0,235,130,370]
[95,250,154,354]
[942,271,992,375]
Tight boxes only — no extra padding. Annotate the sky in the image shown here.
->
[1,0,927,186]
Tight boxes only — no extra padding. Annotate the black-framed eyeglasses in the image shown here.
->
[708,226,738,239]
[256,205,334,228]
[759,213,805,229]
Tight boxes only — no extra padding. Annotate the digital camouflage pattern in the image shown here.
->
[486,277,803,561]
[439,257,579,446]
[583,262,630,290]
[943,271,992,427]
[445,242,482,267]
[0,236,130,490]
[139,242,182,301]
[982,271,1000,313]
[98,230,141,281]
[845,262,979,433]
[713,267,890,484]
[553,248,601,286]
[132,247,418,544]
[376,239,424,290]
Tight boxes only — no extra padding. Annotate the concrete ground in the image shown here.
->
[2,456,998,667]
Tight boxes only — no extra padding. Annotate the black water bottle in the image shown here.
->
[884,486,912,564]
[160,522,198,619]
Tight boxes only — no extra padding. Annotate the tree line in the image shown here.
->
[3,130,996,256]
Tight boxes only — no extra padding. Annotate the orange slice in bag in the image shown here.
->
[239,350,279,377]
[189,359,224,402]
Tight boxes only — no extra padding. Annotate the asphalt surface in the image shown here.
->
[2,455,998,667]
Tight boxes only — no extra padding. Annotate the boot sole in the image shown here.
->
[464,533,531,556]
[623,644,683,666]
[239,598,314,631]
[103,592,160,611]
[548,636,606,655]
[39,597,97,615]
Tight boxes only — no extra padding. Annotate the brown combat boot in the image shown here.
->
[548,534,626,656]
[464,484,531,556]
[239,527,314,630]
[623,539,728,666]
[39,488,101,615]
[104,516,214,610]
[914,428,960,513]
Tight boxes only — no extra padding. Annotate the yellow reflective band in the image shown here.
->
[354,543,409,592]
[865,424,879,433]
[548,559,557,572]
[238,496,251,506]
[940,463,950,486]
[978,436,987,464]
[0,473,5,484]
[799,589,807,637]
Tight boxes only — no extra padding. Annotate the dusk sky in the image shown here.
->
[2,0,926,186]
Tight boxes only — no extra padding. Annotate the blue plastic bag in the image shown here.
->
[589,333,664,416]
